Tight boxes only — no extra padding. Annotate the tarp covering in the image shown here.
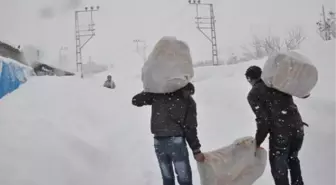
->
[141,36,194,93]
[261,51,318,98]
[197,137,267,185]
[0,57,33,99]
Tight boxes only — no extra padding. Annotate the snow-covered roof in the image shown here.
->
[0,55,32,69]
[0,41,20,53]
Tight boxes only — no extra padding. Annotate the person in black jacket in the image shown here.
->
[132,83,204,185]
[245,66,306,185]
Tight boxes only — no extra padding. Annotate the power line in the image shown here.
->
[188,0,219,65]
[75,6,99,78]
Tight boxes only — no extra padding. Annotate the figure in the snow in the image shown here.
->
[132,83,204,185]
[103,75,115,89]
[245,65,307,185]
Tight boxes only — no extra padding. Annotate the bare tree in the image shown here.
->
[261,35,282,56]
[284,28,306,50]
[260,28,305,56]
[251,36,265,59]
[240,45,256,61]
[239,27,307,63]
[240,36,266,62]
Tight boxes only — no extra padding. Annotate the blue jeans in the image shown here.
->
[154,136,193,185]
[269,134,304,185]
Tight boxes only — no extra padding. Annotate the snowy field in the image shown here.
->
[0,39,334,185]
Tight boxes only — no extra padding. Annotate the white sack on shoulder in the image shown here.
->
[261,51,318,98]
[197,137,267,185]
[141,36,194,93]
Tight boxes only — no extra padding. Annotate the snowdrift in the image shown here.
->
[0,56,34,99]
[0,37,334,185]
[0,76,158,185]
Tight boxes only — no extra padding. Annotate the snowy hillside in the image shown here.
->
[0,39,334,185]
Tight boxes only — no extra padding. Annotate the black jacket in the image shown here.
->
[247,80,305,147]
[132,83,201,154]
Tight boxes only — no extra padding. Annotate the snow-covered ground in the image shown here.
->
[0,39,334,185]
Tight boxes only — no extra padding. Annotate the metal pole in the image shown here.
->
[75,6,99,78]
[143,42,147,61]
[133,39,147,62]
[59,46,67,68]
[188,0,219,65]
[59,47,62,66]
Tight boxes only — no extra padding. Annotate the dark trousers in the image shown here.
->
[269,133,304,185]
[154,136,193,185]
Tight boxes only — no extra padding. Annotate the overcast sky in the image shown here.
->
[0,0,334,68]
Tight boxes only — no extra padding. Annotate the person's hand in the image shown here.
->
[255,146,264,156]
[194,153,206,162]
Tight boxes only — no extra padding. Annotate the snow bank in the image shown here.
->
[0,56,34,99]
[0,38,334,185]
[0,75,162,185]
[193,38,335,185]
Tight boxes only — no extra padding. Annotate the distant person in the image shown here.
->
[103,75,115,89]
[245,65,307,185]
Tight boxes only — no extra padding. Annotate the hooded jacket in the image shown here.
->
[132,83,201,154]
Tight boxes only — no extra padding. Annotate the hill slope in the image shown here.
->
[0,39,334,185]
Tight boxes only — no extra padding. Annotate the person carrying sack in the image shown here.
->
[245,65,308,185]
[132,36,204,185]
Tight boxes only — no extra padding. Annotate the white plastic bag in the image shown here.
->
[141,36,194,93]
[261,51,318,98]
[197,137,267,185]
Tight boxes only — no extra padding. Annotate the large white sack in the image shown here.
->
[261,51,318,98]
[141,36,194,93]
[197,137,267,185]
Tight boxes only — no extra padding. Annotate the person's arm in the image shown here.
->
[183,104,201,155]
[248,92,271,147]
[132,91,155,107]
[171,98,201,155]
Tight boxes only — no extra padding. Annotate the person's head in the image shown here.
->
[245,66,262,86]
[107,75,112,81]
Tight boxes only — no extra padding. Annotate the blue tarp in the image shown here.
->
[0,60,27,99]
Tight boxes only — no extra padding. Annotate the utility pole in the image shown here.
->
[36,50,40,63]
[75,6,99,78]
[188,0,219,66]
[59,46,68,68]
[133,39,147,62]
